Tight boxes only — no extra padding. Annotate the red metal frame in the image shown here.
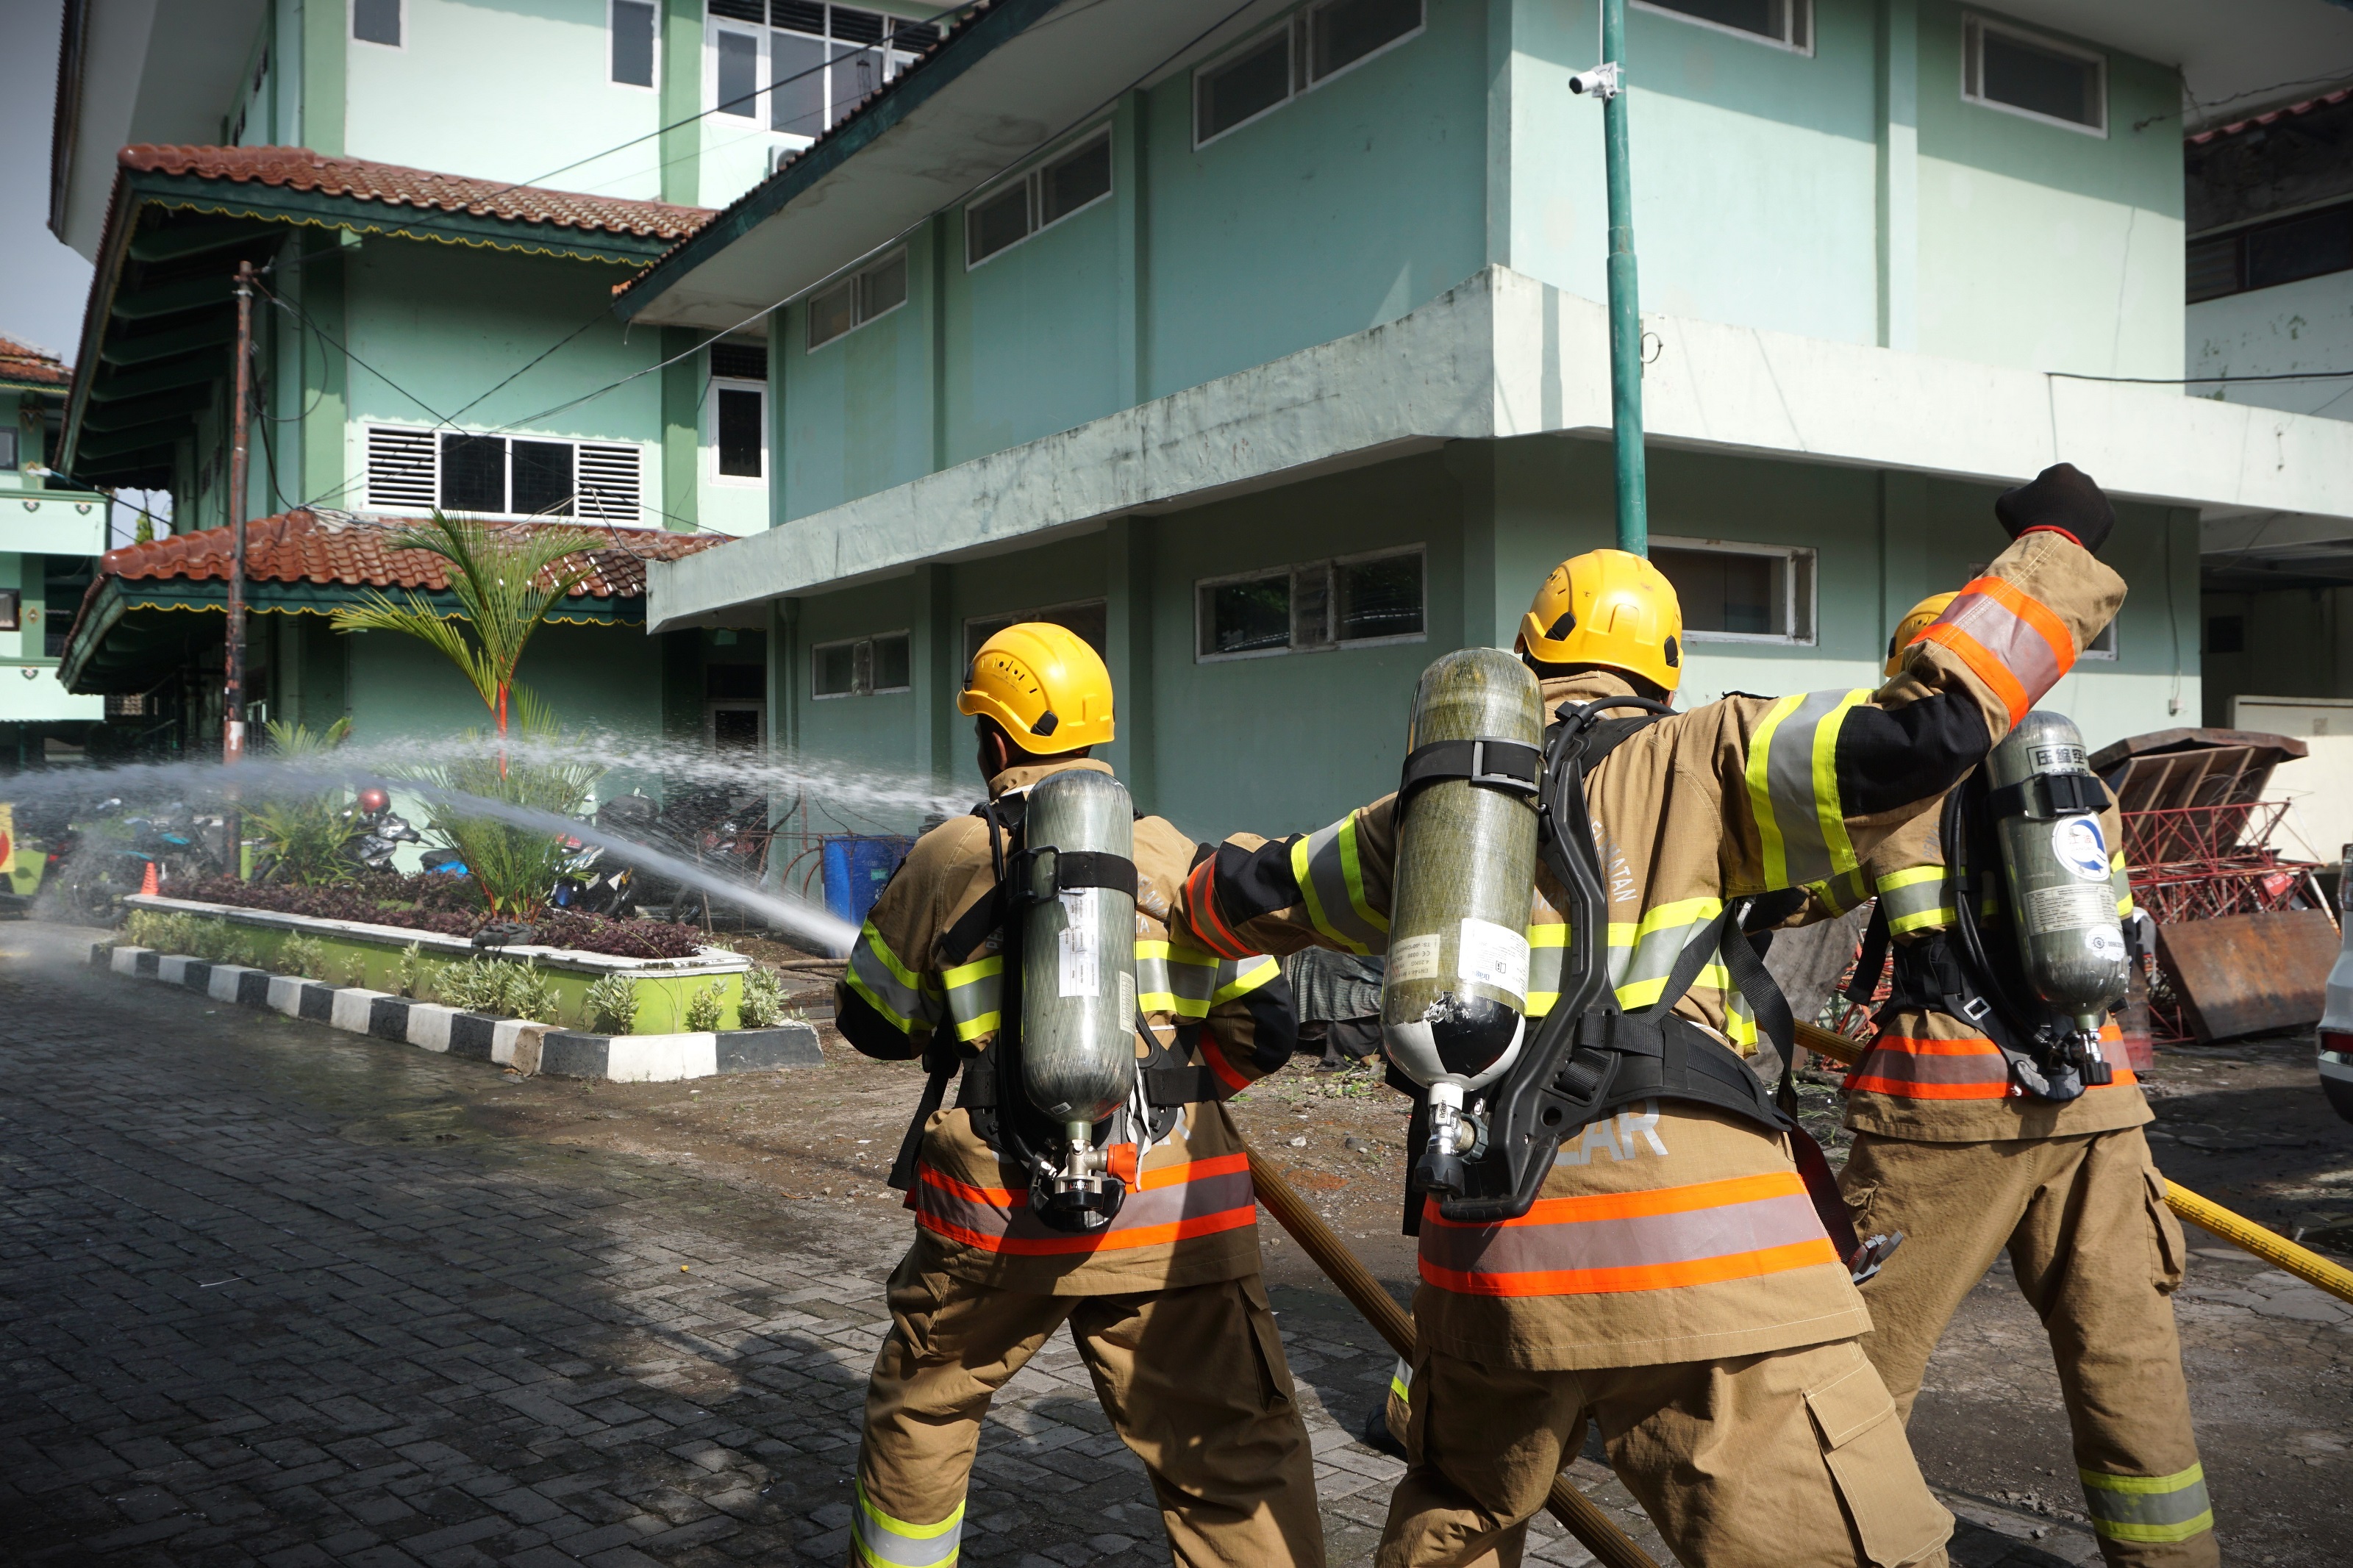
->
[2121,801,2332,1042]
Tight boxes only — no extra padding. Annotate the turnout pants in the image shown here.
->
[851,1250,1324,1568]
[1375,1337,1952,1568]
[1841,1127,2217,1568]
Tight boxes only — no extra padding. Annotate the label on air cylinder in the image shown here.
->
[1388,933,1441,984]
[2024,881,2114,935]
[2029,743,2088,773]
[1058,889,1101,998]
[2084,926,2126,962]
[2051,817,2111,881]
[1457,917,1530,1003]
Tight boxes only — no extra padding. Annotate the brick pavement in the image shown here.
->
[3,945,2114,1567]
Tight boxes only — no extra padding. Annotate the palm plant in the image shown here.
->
[329,513,596,765]
[244,717,354,885]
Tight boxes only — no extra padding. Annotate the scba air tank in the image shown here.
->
[1380,648,1545,1098]
[1986,711,2130,1037]
[1018,768,1139,1150]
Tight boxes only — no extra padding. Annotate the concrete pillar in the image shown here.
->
[1875,0,1918,354]
[660,0,703,207]
[1102,516,1154,806]
[660,328,701,532]
[908,564,958,794]
[1114,92,1149,407]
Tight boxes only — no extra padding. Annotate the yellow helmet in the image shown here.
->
[1515,548,1683,694]
[958,621,1115,753]
[1884,592,1959,677]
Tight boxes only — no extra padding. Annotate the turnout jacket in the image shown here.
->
[1178,531,2127,1370]
[834,758,1293,1296]
[1822,790,2152,1144]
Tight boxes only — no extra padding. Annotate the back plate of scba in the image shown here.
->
[1379,648,1543,1092]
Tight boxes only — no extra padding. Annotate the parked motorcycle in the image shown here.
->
[338,787,422,875]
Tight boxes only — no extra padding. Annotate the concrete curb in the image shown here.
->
[93,943,824,1083]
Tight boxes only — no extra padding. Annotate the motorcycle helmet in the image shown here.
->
[357,787,390,815]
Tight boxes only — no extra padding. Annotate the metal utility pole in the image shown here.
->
[224,259,254,876]
[1571,0,1647,555]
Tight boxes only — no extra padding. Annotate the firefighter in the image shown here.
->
[832,622,1323,1568]
[1825,592,2215,1568]
[1176,464,2128,1568]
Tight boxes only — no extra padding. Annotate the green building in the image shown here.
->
[44,0,953,752]
[0,338,110,769]
[619,0,2353,840]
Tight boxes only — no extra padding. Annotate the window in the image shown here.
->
[713,383,765,482]
[1195,549,1426,661]
[806,249,908,349]
[0,590,17,632]
[1963,15,2104,135]
[964,600,1108,665]
[1649,539,1815,644]
[709,4,937,138]
[364,426,643,522]
[813,631,912,698]
[612,0,657,87]
[711,342,768,381]
[0,429,17,470]
[707,663,764,699]
[1634,0,1809,52]
[2207,615,2246,656]
[352,0,401,46]
[964,131,1113,268]
[2188,204,2353,304]
[1192,0,1424,148]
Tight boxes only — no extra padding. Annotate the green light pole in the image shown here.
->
[1572,0,1646,555]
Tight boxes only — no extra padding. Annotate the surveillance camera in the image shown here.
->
[1568,62,1621,99]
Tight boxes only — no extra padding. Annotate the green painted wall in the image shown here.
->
[340,620,666,746]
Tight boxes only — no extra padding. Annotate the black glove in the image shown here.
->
[1994,462,2113,556]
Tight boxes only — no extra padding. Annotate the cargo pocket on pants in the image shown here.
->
[1238,1275,1296,1410]
[2144,1166,2187,1293]
[1805,1352,1950,1567]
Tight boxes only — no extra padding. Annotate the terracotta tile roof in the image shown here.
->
[614,3,974,300]
[98,509,730,600]
[0,335,71,389]
[2191,85,2353,144]
[120,145,717,243]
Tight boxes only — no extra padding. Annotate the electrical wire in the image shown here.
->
[2049,368,2353,384]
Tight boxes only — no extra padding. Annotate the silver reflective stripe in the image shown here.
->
[1875,865,1956,936]
[1138,942,1223,1017]
[941,956,1003,1045]
[2078,1464,2213,1545]
[1290,816,1390,955]
[845,920,938,1035]
[853,1479,964,1567]
[1749,689,1867,890]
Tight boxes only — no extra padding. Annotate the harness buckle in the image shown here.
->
[1468,739,1541,795]
[1958,993,1993,1025]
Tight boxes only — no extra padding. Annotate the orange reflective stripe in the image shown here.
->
[1918,574,2074,724]
[1185,858,1255,962]
[912,1153,1257,1256]
[1199,1035,1253,1095]
[1848,1029,2138,1098]
[1416,1171,1836,1297]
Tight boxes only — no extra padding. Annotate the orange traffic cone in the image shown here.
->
[140,861,159,897]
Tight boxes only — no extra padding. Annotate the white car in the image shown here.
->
[2320,847,2353,1123]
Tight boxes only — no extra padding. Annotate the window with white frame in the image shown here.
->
[813,631,912,697]
[807,249,908,349]
[363,426,644,522]
[0,429,17,470]
[1634,0,1809,53]
[1192,0,1424,148]
[963,600,1107,665]
[709,343,768,482]
[1196,548,1425,661]
[1963,14,2104,135]
[352,0,401,46]
[1649,538,1815,645]
[707,3,936,138]
[964,131,1113,268]
[612,0,657,87]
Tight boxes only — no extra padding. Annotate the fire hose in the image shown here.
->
[1243,1142,1660,1568]
[1792,1020,2353,1307]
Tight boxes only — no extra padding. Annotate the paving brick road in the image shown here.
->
[7,933,2340,1567]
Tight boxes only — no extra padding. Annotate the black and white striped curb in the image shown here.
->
[92,944,824,1082]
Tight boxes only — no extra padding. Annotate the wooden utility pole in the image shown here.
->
[224,259,254,876]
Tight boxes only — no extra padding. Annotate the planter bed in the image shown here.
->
[125,893,757,1034]
[93,941,821,1083]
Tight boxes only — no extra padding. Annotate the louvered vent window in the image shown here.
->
[365,426,643,524]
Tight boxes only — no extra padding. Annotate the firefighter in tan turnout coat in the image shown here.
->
[1178,465,2129,1568]
[832,623,1321,1568]
[1825,588,2215,1566]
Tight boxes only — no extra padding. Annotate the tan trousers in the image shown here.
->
[1842,1127,2218,1568]
[1375,1336,1952,1568]
[851,1250,1324,1568]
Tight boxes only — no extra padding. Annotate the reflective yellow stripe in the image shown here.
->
[941,955,1003,1043]
[1136,939,1221,1018]
[1808,690,1869,884]
[1746,694,1807,889]
[2112,851,2136,917]
[1877,865,1946,892]
[1748,690,1868,889]
[1388,1356,1411,1403]
[1213,953,1281,1006]
[1874,863,1956,936]
[2077,1462,2212,1544]
[853,1478,964,1567]
[844,920,938,1034]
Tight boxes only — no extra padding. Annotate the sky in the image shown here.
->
[2,0,94,359]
